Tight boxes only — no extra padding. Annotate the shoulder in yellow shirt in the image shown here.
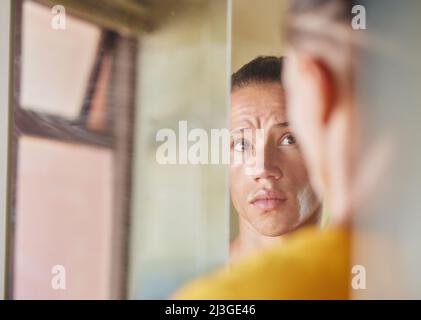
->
[175,226,351,300]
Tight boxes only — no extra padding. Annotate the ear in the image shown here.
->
[300,57,336,126]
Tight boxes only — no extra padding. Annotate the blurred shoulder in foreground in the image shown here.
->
[174,226,350,300]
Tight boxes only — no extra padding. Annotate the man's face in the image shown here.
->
[230,82,320,236]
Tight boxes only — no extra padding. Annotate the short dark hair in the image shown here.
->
[231,56,283,91]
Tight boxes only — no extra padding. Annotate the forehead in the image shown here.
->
[231,83,286,125]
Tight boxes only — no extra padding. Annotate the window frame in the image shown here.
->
[0,0,13,301]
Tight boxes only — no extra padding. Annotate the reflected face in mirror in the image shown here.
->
[230,82,321,237]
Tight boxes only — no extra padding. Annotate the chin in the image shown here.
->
[256,224,295,237]
[255,214,299,237]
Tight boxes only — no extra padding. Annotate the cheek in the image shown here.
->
[283,156,320,218]
[296,185,320,221]
[282,153,310,187]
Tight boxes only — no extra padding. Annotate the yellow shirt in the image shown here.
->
[175,226,350,299]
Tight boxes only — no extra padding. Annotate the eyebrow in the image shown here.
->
[230,122,289,135]
[274,122,289,128]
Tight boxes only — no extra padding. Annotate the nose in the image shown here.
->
[253,164,282,182]
[252,145,283,182]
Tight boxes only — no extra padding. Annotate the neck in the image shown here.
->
[230,208,322,262]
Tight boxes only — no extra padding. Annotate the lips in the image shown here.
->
[249,189,287,211]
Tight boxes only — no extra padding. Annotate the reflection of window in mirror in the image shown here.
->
[10,0,138,299]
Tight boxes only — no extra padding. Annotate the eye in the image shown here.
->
[279,133,297,146]
[233,138,252,152]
